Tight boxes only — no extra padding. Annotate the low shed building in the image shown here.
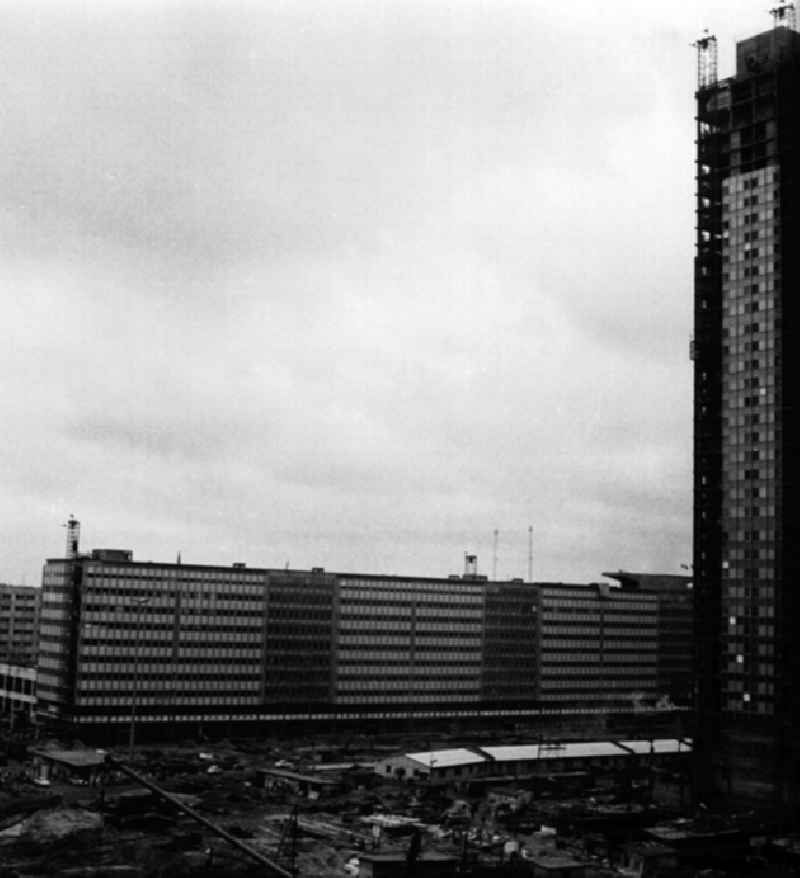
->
[29,748,105,786]
[256,767,338,799]
[375,738,691,787]
[374,748,486,786]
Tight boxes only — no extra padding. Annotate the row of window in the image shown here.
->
[539,679,656,690]
[76,694,261,706]
[339,584,482,600]
[78,673,260,685]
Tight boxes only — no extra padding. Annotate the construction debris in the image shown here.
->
[0,721,786,877]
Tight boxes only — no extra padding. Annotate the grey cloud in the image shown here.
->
[3,0,741,587]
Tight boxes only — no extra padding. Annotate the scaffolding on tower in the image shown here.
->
[693,30,718,90]
[64,515,80,559]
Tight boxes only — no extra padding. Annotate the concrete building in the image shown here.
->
[693,11,800,802]
[38,552,499,730]
[537,583,659,712]
[335,573,485,707]
[0,583,41,667]
[38,551,289,729]
[38,541,682,737]
[482,580,539,708]
[602,573,693,707]
[0,662,36,723]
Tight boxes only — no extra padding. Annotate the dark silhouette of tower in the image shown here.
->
[694,10,800,803]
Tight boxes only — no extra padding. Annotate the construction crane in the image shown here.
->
[693,30,718,90]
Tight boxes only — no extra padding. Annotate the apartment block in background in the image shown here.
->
[0,583,41,668]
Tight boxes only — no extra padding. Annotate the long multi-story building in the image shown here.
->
[38,542,680,737]
[693,9,800,802]
[0,583,41,668]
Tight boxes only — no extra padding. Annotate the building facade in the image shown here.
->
[0,662,37,723]
[603,573,693,707]
[482,580,539,708]
[334,574,485,708]
[537,583,659,712]
[38,545,678,736]
[0,583,41,668]
[694,15,800,802]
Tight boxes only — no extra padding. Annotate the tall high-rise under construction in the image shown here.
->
[694,8,800,802]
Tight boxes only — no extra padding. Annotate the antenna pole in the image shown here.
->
[528,525,533,582]
[492,530,498,580]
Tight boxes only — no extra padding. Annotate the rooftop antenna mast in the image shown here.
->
[693,30,718,90]
[528,525,533,582]
[771,2,797,30]
[492,529,499,580]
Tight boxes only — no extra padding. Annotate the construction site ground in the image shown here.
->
[0,725,776,878]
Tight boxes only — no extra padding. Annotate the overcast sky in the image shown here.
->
[0,1,775,585]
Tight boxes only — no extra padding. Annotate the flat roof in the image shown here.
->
[530,854,585,869]
[401,738,693,768]
[360,852,457,863]
[257,768,337,785]
[30,748,105,768]
[44,555,606,589]
[616,739,690,755]
[404,748,485,769]
[486,742,621,761]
